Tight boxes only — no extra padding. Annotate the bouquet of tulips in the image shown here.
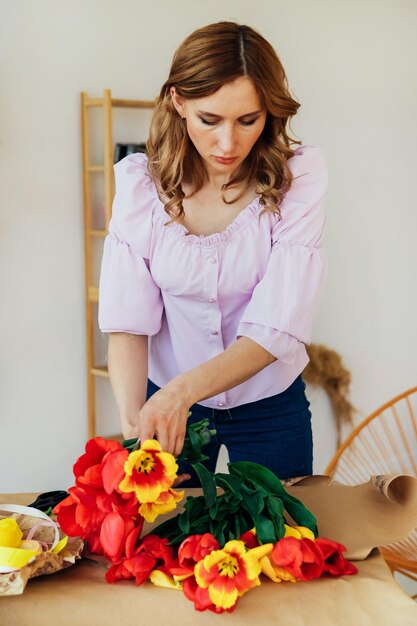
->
[54,420,357,613]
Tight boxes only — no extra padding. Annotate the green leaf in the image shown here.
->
[240,481,268,499]
[178,511,190,534]
[192,463,217,508]
[265,496,286,539]
[222,492,242,509]
[121,438,138,451]
[229,462,283,493]
[230,462,318,536]
[210,518,227,547]
[184,495,206,519]
[209,495,229,521]
[151,514,183,539]
[187,426,200,450]
[234,514,241,539]
[240,491,265,520]
[265,494,284,518]
[254,513,277,544]
[215,473,243,494]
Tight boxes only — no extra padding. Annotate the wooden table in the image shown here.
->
[1,480,416,626]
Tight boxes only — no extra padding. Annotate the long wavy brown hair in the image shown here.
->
[146,21,301,219]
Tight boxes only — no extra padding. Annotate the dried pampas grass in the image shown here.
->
[304,344,355,447]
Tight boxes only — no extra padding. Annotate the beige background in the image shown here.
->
[1,1,416,494]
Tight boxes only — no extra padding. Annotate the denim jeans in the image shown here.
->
[146,375,313,486]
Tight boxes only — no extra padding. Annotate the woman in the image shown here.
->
[98,21,328,483]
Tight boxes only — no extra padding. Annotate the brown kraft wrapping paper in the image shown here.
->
[0,474,416,626]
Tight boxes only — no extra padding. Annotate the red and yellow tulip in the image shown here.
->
[194,539,272,610]
[139,487,184,523]
[119,440,178,503]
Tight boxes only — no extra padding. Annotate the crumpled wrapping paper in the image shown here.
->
[285,473,417,560]
[0,510,83,596]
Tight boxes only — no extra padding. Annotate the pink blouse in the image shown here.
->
[98,145,328,409]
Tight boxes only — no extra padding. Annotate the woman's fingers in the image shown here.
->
[173,473,191,487]
[174,433,186,458]
[156,430,170,454]
[137,414,157,444]
[137,388,189,456]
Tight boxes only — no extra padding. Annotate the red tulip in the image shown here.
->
[178,533,220,570]
[315,538,358,576]
[99,512,138,561]
[105,530,175,585]
[54,439,140,550]
[54,488,106,554]
[165,533,220,580]
[74,438,125,488]
[271,537,324,581]
[53,493,82,537]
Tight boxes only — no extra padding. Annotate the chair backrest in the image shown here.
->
[324,386,417,484]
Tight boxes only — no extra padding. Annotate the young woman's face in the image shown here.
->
[171,76,267,178]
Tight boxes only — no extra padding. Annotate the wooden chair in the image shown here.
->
[324,386,417,598]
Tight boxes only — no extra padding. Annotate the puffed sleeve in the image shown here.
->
[98,153,164,335]
[237,145,328,363]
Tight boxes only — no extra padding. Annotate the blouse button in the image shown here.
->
[218,402,225,407]
[208,257,216,264]
[208,298,215,302]
[210,330,218,335]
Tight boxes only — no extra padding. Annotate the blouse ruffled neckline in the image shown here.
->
[138,154,264,247]
[155,197,263,247]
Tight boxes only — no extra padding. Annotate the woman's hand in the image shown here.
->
[137,382,191,457]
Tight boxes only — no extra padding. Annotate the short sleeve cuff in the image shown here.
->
[237,322,302,364]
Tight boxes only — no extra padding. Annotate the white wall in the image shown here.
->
[1,0,416,492]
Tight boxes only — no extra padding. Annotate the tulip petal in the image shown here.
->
[294,526,316,541]
[260,555,284,583]
[139,488,184,523]
[0,518,23,548]
[149,570,182,590]
[284,525,302,539]
[260,555,296,583]
[0,546,39,570]
[51,535,69,554]
[102,449,129,494]
[242,543,273,581]
[100,512,128,559]
[208,577,239,609]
